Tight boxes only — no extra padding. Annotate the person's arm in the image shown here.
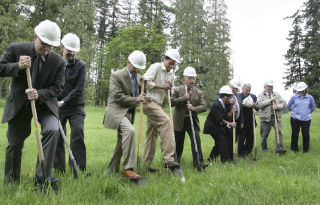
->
[287,96,294,111]
[0,44,21,77]
[257,93,272,108]
[61,62,86,105]
[111,73,138,108]
[275,92,286,109]
[171,87,187,107]
[310,95,316,113]
[192,90,207,113]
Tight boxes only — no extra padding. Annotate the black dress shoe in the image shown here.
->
[147,167,159,173]
[34,176,60,194]
[200,162,209,169]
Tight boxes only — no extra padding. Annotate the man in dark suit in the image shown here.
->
[0,20,65,188]
[204,86,236,163]
[171,67,207,170]
[104,50,146,179]
[54,33,88,174]
[237,83,259,157]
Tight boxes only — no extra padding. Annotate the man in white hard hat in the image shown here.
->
[103,50,146,179]
[53,33,88,175]
[171,67,208,170]
[287,82,315,153]
[204,86,236,162]
[0,20,65,189]
[257,80,286,154]
[237,83,259,157]
[142,48,180,173]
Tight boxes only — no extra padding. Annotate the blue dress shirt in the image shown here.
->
[287,94,316,121]
[127,68,136,97]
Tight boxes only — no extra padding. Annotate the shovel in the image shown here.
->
[167,89,185,183]
[26,67,46,180]
[252,108,257,161]
[232,109,236,164]
[272,101,282,154]
[132,80,146,186]
[187,97,201,171]
[58,120,79,178]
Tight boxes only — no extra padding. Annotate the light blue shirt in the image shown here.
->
[126,68,136,97]
[287,94,316,121]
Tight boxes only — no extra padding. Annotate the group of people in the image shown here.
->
[0,20,87,191]
[0,19,316,192]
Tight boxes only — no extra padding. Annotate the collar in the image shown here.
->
[185,85,192,93]
[218,98,225,109]
[161,62,173,75]
[126,67,135,79]
[264,91,273,96]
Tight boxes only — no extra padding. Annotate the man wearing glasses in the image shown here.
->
[0,20,65,191]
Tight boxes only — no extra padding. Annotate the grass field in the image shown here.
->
[0,103,320,205]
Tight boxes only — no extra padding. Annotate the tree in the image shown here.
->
[98,25,167,105]
[284,0,320,106]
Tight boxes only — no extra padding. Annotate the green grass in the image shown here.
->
[0,103,320,204]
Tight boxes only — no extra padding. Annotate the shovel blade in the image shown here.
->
[171,168,186,183]
[131,177,146,186]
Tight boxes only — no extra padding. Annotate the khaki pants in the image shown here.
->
[143,101,175,167]
[107,115,136,172]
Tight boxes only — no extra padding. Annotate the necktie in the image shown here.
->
[32,56,39,89]
[268,93,272,99]
[187,87,191,94]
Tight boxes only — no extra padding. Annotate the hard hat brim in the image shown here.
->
[36,33,60,47]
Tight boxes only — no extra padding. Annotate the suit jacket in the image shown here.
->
[103,68,139,130]
[171,86,207,131]
[257,90,286,122]
[0,42,65,123]
[203,98,226,134]
[238,93,258,127]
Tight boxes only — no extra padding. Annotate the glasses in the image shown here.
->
[38,38,53,48]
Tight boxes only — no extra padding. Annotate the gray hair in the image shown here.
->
[242,83,252,89]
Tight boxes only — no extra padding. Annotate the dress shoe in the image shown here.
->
[200,162,208,169]
[163,161,179,169]
[147,167,159,173]
[34,176,60,194]
[122,169,140,179]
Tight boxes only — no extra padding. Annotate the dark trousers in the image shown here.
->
[290,117,311,152]
[175,117,204,167]
[5,103,59,181]
[54,105,86,172]
[238,125,254,157]
[208,127,232,162]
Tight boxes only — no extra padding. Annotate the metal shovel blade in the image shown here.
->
[130,177,146,186]
[171,168,186,183]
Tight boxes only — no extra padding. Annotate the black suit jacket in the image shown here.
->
[0,42,65,123]
[238,93,258,127]
[203,98,226,134]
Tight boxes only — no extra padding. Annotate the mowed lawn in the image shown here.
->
[0,102,320,204]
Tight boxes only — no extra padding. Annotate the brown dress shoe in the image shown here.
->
[122,170,140,179]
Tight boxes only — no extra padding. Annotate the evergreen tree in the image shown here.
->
[284,0,320,106]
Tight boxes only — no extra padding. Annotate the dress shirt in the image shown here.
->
[287,94,316,121]
[127,67,136,97]
[144,62,174,105]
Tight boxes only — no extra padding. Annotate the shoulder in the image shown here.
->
[75,58,86,68]
[112,68,127,78]
[148,62,162,71]
[48,51,65,65]
[174,85,183,92]
[7,42,33,54]
[194,87,204,95]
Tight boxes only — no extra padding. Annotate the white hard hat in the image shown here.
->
[61,33,80,52]
[295,82,308,92]
[34,20,61,47]
[165,49,181,63]
[229,79,241,89]
[219,85,233,95]
[183,66,197,77]
[128,50,146,69]
[264,80,274,86]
